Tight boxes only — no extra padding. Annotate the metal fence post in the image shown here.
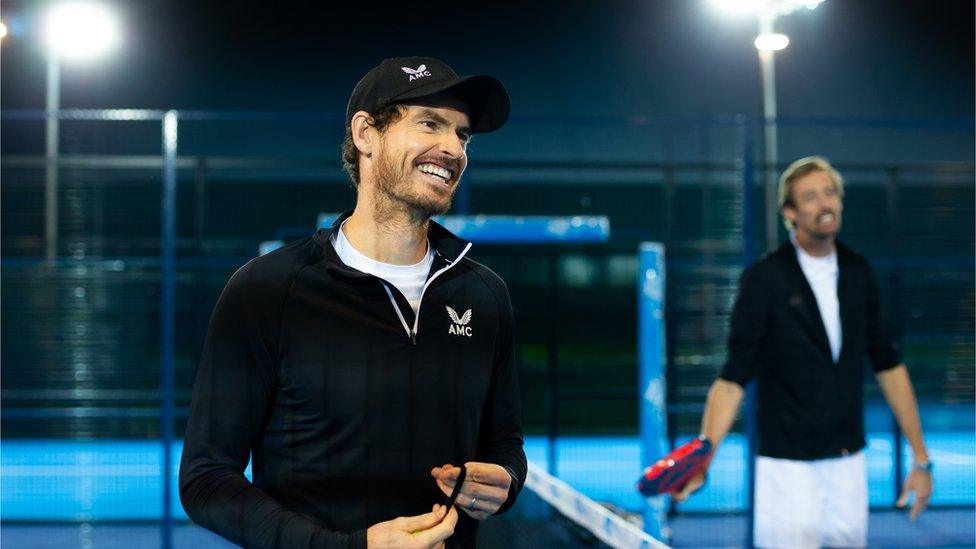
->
[740,116,758,549]
[885,166,905,501]
[546,252,559,477]
[161,110,178,549]
[639,242,669,542]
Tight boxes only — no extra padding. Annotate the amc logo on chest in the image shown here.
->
[446,306,473,337]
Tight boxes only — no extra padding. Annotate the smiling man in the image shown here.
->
[180,57,525,548]
[673,157,932,548]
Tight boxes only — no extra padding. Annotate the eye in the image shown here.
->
[420,120,437,129]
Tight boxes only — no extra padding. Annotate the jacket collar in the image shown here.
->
[777,238,854,266]
[316,209,472,271]
[774,239,853,363]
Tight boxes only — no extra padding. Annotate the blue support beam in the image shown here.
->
[638,242,669,542]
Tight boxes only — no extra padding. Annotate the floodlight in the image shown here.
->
[754,33,790,51]
[709,0,764,16]
[782,0,825,9]
[0,22,7,39]
[43,2,120,61]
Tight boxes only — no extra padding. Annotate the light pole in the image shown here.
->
[755,12,788,253]
[710,0,825,252]
[41,1,120,259]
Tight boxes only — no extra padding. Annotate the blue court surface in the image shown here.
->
[3,432,972,521]
[1,429,973,547]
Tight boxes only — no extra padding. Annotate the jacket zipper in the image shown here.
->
[381,242,472,345]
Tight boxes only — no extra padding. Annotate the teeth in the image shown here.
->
[818,213,835,223]
[418,163,452,181]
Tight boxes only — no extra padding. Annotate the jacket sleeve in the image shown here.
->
[864,261,901,372]
[719,264,770,386]
[478,279,527,515]
[179,262,365,549]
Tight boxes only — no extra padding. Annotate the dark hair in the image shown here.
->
[341,103,405,187]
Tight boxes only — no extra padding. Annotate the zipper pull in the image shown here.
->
[410,331,417,345]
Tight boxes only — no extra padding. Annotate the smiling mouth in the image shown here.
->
[417,162,454,184]
[817,212,836,225]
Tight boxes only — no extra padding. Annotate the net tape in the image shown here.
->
[523,460,669,549]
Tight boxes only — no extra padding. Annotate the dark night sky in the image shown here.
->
[1,0,973,119]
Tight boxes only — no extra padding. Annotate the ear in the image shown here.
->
[350,111,374,157]
[782,205,797,224]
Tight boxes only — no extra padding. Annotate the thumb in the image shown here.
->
[671,477,696,503]
[672,475,700,503]
[896,486,910,508]
[398,505,446,532]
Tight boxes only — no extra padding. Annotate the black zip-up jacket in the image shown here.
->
[179,212,526,548]
[719,241,900,460]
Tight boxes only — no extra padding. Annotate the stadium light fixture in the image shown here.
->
[40,1,122,259]
[710,0,824,18]
[0,22,8,40]
[42,1,121,61]
[708,0,765,17]
[754,33,789,51]
[782,0,824,10]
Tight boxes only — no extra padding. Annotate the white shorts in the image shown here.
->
[754,452,867,549]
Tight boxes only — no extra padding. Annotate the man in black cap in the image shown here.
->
[180,57,525,548]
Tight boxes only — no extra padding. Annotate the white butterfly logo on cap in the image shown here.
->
[401,64,432,82]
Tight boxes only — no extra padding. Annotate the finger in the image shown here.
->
[896,488,909,508]
[447,478,507,503]
[436,478,454,498]
[396,505,446,532]
[463,477,512,494]
[911,495,930,521]
[672,475,702,503]
[463,493,481,511]
[438,478,507,509]
[432,464,461,481]
[464,462,510,485]
[415,506,459,546]
[672,486,690,503]
[466,493,502,517]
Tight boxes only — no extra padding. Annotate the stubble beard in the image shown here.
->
[373,147,455,224]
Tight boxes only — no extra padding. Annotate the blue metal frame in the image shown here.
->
[638,242,669,542]
[317,213,611,244]
[741,116,759,549]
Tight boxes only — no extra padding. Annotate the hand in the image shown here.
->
[896,468,932,521]
[431,462,512,520]
[671,470,706,503]
[366,504,458,549]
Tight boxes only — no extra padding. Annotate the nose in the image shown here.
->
[439,133,466,164]
[818,194,835,211]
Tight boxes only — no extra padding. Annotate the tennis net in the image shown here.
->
[477,461,669,548]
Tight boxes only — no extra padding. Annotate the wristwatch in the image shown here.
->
[912,461,934,473]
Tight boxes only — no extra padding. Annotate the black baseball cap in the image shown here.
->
[345,56,510,134]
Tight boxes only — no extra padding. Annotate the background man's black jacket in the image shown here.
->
[720,241,901,460]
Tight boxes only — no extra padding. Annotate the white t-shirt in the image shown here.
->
[331,222,434,316]
[791,232,842,362]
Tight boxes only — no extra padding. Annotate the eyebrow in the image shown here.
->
[416,108,471,138]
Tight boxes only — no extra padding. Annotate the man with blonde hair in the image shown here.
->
[675,156,932,548]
